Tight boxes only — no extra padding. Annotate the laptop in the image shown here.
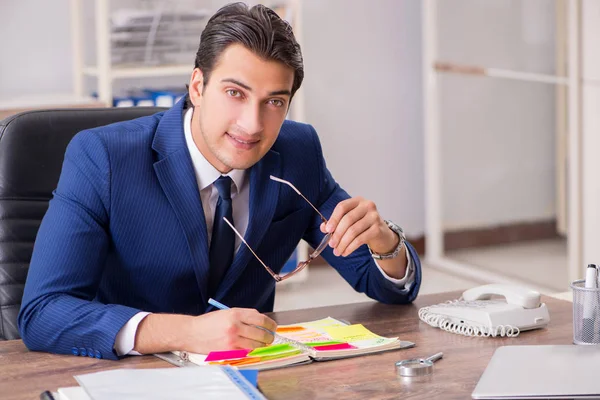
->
[472,345,600,399]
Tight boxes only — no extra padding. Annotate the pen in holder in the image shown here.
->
[571,279,600,345]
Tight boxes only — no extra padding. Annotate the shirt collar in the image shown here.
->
[183,108,246,193]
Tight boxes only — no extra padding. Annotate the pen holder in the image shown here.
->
[571,279,600,345]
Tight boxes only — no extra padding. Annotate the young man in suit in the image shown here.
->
[19,3,421,360]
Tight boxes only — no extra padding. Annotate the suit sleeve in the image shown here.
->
[18,130,141,360]
[302,125,422,304]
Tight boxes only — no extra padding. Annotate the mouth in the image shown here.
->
[226,132,260,150]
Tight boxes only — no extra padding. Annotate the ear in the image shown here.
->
[188,68,204,107]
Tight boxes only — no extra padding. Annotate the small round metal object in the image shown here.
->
[395,352,443,377]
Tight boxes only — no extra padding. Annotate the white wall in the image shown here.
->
[301,0,425,236]
[300,0,557,234]
[0,0,189,99]
[437,0,557,230]
[0,0,559,238]
[582,0,600,266]
[0,0,73,98]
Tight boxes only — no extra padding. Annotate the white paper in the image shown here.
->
[75,367,260,400]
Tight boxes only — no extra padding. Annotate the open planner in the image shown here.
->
[161,317,414,371]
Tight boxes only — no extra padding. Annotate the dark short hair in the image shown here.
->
[190,2,303,101]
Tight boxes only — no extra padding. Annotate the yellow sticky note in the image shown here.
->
[323,324,381,342]
[300,317,347,330]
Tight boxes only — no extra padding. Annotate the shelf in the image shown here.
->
[0,94,102,109]
[0,94,106,120]
[72,0,301,108]
[82,64,192,79]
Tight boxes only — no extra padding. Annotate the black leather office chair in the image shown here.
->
[0,107,166,340]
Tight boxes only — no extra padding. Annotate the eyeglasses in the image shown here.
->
[223,175,332,282]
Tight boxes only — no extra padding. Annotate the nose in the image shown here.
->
[238,103,264,136]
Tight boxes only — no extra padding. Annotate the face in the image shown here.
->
[188,44,295,173]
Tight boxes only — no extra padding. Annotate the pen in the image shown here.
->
[208,298,278,337]
[39,390,56,400]
[582,264,597,342]
[208,298,231,311]
[207,298,317,356]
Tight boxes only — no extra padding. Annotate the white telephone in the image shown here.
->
[418,284,550,337]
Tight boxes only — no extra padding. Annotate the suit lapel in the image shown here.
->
[153,100,210,307]
[210,149,281,304]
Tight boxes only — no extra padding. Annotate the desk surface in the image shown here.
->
[0,291,574,400]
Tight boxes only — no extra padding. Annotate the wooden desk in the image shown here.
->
[0,291,574,400]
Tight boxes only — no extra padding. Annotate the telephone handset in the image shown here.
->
[462,284,542,309]
[418,284,550,337]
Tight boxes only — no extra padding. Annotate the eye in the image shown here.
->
[226,89,241,97]
[268,99,285,107]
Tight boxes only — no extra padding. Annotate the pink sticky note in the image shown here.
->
[204,349,251,362]
[313,343,357,351]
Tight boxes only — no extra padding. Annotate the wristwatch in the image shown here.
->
[368,220,406,260]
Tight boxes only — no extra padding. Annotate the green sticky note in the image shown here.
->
[248,343,296,357]
[305,341,344,347]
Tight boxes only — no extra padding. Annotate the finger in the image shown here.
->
[229,334,269,350]
[237,309,278,332]
[329,205,368,252]
[333,199,379,253]
[237,323,275,345]
[342,224,379,257]
[217,323,265,350]
[326,198,360,233]
[335,215,372,257]
[320,221,327,233]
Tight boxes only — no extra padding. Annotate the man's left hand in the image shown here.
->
[321,197,399,257]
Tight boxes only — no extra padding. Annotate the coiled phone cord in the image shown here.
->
[418,300,520,338]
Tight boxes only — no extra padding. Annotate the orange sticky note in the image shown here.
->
[276,326,306,333]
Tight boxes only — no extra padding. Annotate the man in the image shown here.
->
[18,3,421,360]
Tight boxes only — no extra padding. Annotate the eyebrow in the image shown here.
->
[221,78,292,97]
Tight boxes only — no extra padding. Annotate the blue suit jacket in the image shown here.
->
[18,99,422,360]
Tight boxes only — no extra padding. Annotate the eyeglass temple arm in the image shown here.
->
[269,175,328,223]
[222,217,279,277]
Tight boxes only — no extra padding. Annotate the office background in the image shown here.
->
[1,0,591,310]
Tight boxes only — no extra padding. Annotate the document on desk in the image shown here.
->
[74,366,265,400]
[163,317,414,371]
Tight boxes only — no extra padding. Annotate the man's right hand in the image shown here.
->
[133,308,277,355]
[186,308,278,353]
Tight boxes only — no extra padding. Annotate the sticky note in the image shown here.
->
[276,326,305,333]
[209,356,262,366]
[300,317,348,330]
[248,343,296,357]
[225,357,263,366]
[204,349,250,362]
[313,343,357,351]
[323,324,381,343]
[305,341,344,347]
[277,327,332,343]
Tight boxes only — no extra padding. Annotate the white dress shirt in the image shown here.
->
[114,108,415,356]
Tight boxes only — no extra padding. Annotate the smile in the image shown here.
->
[226,132,259,149]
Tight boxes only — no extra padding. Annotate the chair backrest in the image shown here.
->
[0,107,166,340]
